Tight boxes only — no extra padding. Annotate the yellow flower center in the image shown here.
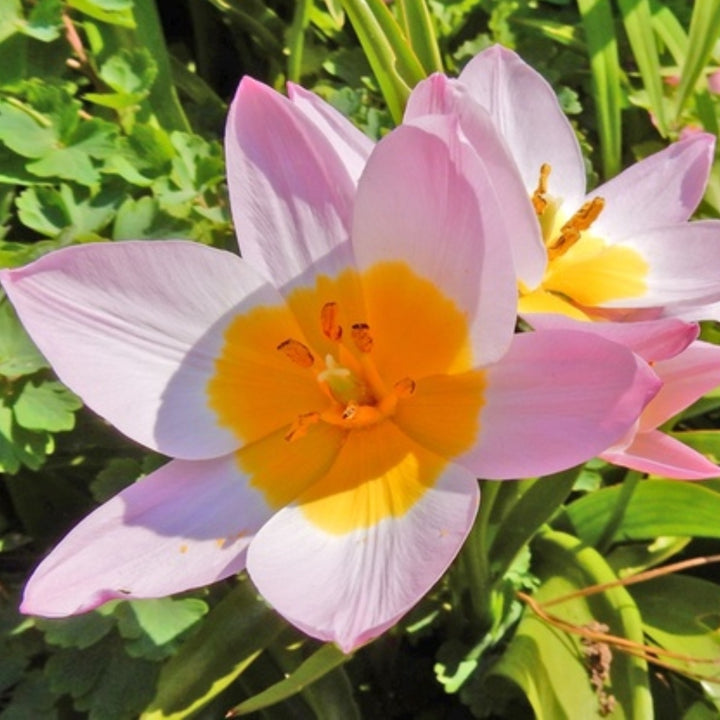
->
[206,261,486,533]
[520,164,648,319]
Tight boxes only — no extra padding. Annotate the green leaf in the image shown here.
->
[340,0,426,122]
[36,612,116,650]
[13,379,82,432]
[560,480,720,546]
[618,0,667,135]
[631,575,720,681]
[66,0,135,27]
[674,0,720,118]
[115,598,208,660]
[143,579,286,720]
[0,300,48,377]
[577,0,623,178]
[490,530,652,719]
[0,100,56,158]
[21,0,63,42]
[98,48,158,96]
[17,185,119,237]
[397,0,443,74]
[228,643,352,716]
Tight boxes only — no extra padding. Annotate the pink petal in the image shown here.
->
[590,133,715,239]
[526,314,698,362]
[287,82,374,186]
[247,426,479,652]
[601,222,720,308]
[602,430,720,480]
[458,45,586,208]
[226,78,357,291]
[405,74,546,287]
[352,115,517,365]
[639,340,720,430]
[21,455,273,617]
[0,241,283,459]
[461,329,660,478]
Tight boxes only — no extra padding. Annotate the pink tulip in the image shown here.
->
[1,78,659,651]
[407,46,720,322]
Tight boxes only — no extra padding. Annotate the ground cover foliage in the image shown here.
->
[1,0,720,718]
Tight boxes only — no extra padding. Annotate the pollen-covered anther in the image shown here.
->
[532,163,551,215]
[351,323,373,353]
[320,302,342,341]
[547,196,605,260]
[285,411,321,442]
[277,338,315,368]
[394,377,416,398]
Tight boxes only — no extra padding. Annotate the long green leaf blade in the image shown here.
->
[618,0,667,135]
[577,0,623,178]
[675,0,720,118]
[228,643,351,716]
[340,0,426,122]
[397,0,443,74]
[142,580,285,720]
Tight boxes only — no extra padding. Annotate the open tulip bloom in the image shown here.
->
[407,46,720,321]
[2,76,662,652]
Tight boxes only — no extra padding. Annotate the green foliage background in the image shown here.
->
[1,0,720,718]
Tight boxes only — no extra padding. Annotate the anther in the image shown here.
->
[393,377,416,398]
[546,196,605,260]
[285,411,321,442]
[277,338,315,368]
[320,302,343,341]
[342,402,358,420]
[351,323,373,353]
[532,163,551,215]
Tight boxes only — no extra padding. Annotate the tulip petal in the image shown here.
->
[598,222,720,308]
[21,455,273,617]
[458,45,586,208]
[526,314,698,362]
[601,430,720,480]
[406,74,546,287]
[226,78,357,291]
[590,133,715,239]
[0,241,292,459]
[246,423,479,652]
[287,82,374,185]
[639,340,720,430]
[461,330,660,478]
[352,116,517,365]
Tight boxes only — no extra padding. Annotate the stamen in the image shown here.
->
[394,377,416,398]
[547,196,605,260]
[320,302,342,341]
[277,338,315,368]
[351,323,373,353]
[285,411,321,442]
[342,402,357,420]
[532,163,551,215]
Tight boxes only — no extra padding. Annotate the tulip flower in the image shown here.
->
[529,314,720,478]
[407,46,720,322]
[1,78,659,651]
